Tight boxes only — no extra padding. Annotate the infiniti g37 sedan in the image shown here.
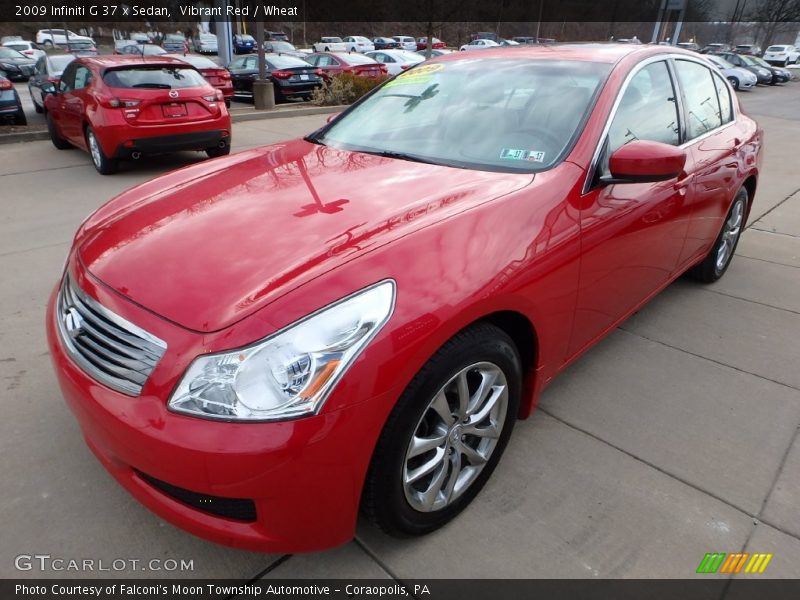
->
[48,45,762,552]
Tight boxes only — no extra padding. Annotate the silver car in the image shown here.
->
[705,54,757,91]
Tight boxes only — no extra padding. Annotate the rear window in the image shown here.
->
[267,55,310,69]
[239,35,255,42]
[0,47,25,59]
[341,53,376,65]
[165,34,185,41]
[103,66,208,89]
[5,43,27,51]
[766,46,787,52]
[67,41,93,48]
[270,41,295,52]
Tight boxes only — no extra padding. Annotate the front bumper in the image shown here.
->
[46,276,392,552]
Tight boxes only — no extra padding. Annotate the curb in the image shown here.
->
[0,105,344,145]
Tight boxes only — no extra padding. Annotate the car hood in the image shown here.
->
[78,139,533,332]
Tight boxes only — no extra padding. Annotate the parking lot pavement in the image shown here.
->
[1,86,799,583]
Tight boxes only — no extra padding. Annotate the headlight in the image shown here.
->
[168,280,395,421]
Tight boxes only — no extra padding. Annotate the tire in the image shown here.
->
[206,142,231,158]
[362,322,522,537]
[46,112,71,149]
[43,40,53,49]
[687,187,748,283]
[727,76,739,91]
[85,126,118,175]
[30,89,43,113]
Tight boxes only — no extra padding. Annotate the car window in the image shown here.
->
[229,57,245,69]
[603,61,680,174]
[103,66,208,89]
[712,71,733,125]
[675,59,723,140]
[244,56,257,70]
[35,56,45,73]
[73,65,92,90]
[59,63,77,91]
[50,55,74,73]
[267,55,309,68]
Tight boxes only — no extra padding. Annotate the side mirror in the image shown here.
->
[42,82,57,95]
[326,112,341,124]
[606,140,686,184]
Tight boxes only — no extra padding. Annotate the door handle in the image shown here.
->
[673,173,693,193]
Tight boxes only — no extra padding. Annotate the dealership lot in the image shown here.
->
[1,84,799,584]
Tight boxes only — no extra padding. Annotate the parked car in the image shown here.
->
[162,34,188,55]
[513,36,537,44]
[36,29,94,48]
[704,54,757,90]
[113,32,149,52]
[266,31,289,42]
[716,52,774,85]
[44,56,231,174]
[747,54,792,84]
[262,40,307,58]
[313,37,348,52]
[168,54,233,107]
[471,31,500,42]
[364,49,424,75]
[0,47,36,80]
[392,36,417,51]
[45,44,762,554]
[700,43,731,54]
[116,44,168,57]
[417,49,454,58]
[416,37,446,51]
[0,72,25,125]
[763,44,799,66]
[676,42,701,52]
[735,44,761,56]
[233,34,257,54]
[2,40,45,61]
[373,37,401,50]
[63,40,98,56]
[193,33,218,54]
[342,36,375,53]
[305,52,387,79]
[460,39,501,51]
[228,54,322,103]
[28,54,75,112]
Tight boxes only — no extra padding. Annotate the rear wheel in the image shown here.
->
[363,323,521,537]
[46,112,71,149]
[687,187,747,283]
[727,76,739,90]
[86,126,118,175]
[43,40,53,49]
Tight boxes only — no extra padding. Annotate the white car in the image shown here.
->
[365,49,424,75]
[36,29,93,48]
[763,44,800,66]
[343,36,375,53]
[313,37,348,52]
[392,36,417,51]
[2,40,45,61]
[194,33,218,54]
[459,39,501,51]
[705,54,758,91]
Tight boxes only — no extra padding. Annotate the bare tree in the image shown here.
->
[747,0,800,48]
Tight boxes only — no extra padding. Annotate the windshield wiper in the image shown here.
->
[304,132,326,145]
[362,150,438,165]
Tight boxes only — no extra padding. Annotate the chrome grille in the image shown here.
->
[56,274,167,396]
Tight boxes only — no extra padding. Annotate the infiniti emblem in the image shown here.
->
[63,306,83,339]
[169,90,179,98]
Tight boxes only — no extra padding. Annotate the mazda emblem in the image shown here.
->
[169,90,179,98]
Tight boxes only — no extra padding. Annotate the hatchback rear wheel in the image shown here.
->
[86,126,118,175]
[363,322,521,536]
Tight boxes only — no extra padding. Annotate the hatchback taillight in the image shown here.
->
[97,95,140,108]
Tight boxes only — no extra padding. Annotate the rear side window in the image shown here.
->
[103,67,208,89]
[712,72,733,124]
[675,60,723,140]
[607,60,680,157]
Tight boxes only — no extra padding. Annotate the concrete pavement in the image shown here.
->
[0,86,798,585]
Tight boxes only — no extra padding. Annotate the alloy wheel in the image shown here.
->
[88,131,102,168]
[403,361,508,512]
[716,197,745,271]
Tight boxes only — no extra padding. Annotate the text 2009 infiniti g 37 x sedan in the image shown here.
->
[47,45,762,552]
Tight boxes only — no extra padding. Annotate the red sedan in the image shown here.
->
[48,45,761,551]
[416,37,446,51]
[305,51,388,78]
[167,53,234,107]
[44,56,231,174]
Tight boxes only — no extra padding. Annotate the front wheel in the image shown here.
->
[86,126,118,175]
[47,112,71,149]
[362,322,521,537]
[727,76,739,91]
[687,187,748,283]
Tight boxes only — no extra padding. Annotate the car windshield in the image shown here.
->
[270,41,296,52]
[50,55,74,72]
[313,58,610,172]
[103,66,208,89]
[708,56,734,69]
[165,34,184,41]
[200,34,216,41]
[745,55,770,67]
[0,47,26,59]
[766,46,787,52]
[5,44,28,51]
[323,37,342,43]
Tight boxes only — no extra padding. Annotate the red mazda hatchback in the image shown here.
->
[44,55,231,174]
[48,45,761,552]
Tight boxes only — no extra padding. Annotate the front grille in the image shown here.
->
[136,471,257,522]
[56,274,167,396]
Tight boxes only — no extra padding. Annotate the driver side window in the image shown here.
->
[59,63,77,92]
[602,60,680,176]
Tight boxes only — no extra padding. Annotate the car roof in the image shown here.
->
[77,55,189,68]
[436,43,694,64]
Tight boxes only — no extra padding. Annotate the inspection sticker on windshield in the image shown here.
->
[385,63,444,87]
[500,148,546,163]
